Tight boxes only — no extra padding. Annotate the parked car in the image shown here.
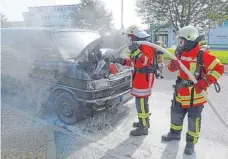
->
[1,28,133,125]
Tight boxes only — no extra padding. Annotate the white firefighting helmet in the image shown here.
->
[123,25,150,39]
[178,26,199,41]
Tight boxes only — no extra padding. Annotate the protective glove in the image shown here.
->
[128,42,140,54]
[111,57,126,65]
[194,79,208,94]
[169,60,180,70]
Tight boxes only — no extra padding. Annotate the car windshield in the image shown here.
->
[53,31,101,59]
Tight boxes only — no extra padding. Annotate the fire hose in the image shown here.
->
[116,41,228,129]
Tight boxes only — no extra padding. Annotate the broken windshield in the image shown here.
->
[53,31,101,59]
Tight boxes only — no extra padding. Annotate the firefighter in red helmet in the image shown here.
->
[161,26,224,155]
[111,25,156,136]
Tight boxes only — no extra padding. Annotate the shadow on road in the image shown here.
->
[100,135,146,159]
[160,140,197,159]
[160,141,180,159]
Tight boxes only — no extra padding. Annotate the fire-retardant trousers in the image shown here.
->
[170,101,204,144]
[135,97,150,127]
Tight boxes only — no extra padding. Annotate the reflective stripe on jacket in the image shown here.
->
[125,44,155,97]
[168,44,224,108]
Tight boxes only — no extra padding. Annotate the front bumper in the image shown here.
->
[81,89,133,111]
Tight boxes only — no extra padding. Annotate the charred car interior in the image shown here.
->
[1,28,133,125]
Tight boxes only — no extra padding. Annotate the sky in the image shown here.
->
[1,0,147,29]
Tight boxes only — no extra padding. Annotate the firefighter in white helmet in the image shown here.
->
[111,25,157,136]
[154,41,165,79]
[161,26,224,155]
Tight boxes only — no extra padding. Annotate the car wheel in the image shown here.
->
[55,92,83,125]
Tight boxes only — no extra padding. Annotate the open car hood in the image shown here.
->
[75,33,128,60]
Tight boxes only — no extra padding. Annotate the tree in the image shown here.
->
[136,0,228,31]
[1,13,10,28]
[208,3,228,22]
[71,0,113,34]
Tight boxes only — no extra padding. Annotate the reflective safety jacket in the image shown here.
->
[125,44,155,97]
[168,44,224,108]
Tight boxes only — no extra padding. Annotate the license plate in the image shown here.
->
[120,93,131,102]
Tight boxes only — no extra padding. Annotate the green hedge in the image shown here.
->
[164,48,228,64]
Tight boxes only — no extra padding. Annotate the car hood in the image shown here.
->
[76,33,128,59]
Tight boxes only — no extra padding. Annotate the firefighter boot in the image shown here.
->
[184,142,194,155]
[133,119,150,128]
[161,132,181,141]
[130,119,149,136]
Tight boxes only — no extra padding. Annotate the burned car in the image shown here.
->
[1,28,133,125]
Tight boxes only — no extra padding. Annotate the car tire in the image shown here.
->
[55,92,84,125]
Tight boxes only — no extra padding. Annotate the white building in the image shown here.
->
[207,21,228,49]
[23,4,78,28]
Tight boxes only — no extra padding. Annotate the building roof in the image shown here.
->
[28,4,79,9]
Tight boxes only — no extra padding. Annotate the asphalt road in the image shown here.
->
[1,65,228,159]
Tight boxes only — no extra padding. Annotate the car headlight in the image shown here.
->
[86,79,109,90]
[93,79,109,90]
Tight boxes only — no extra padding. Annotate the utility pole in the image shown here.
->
[121,0,124,29]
